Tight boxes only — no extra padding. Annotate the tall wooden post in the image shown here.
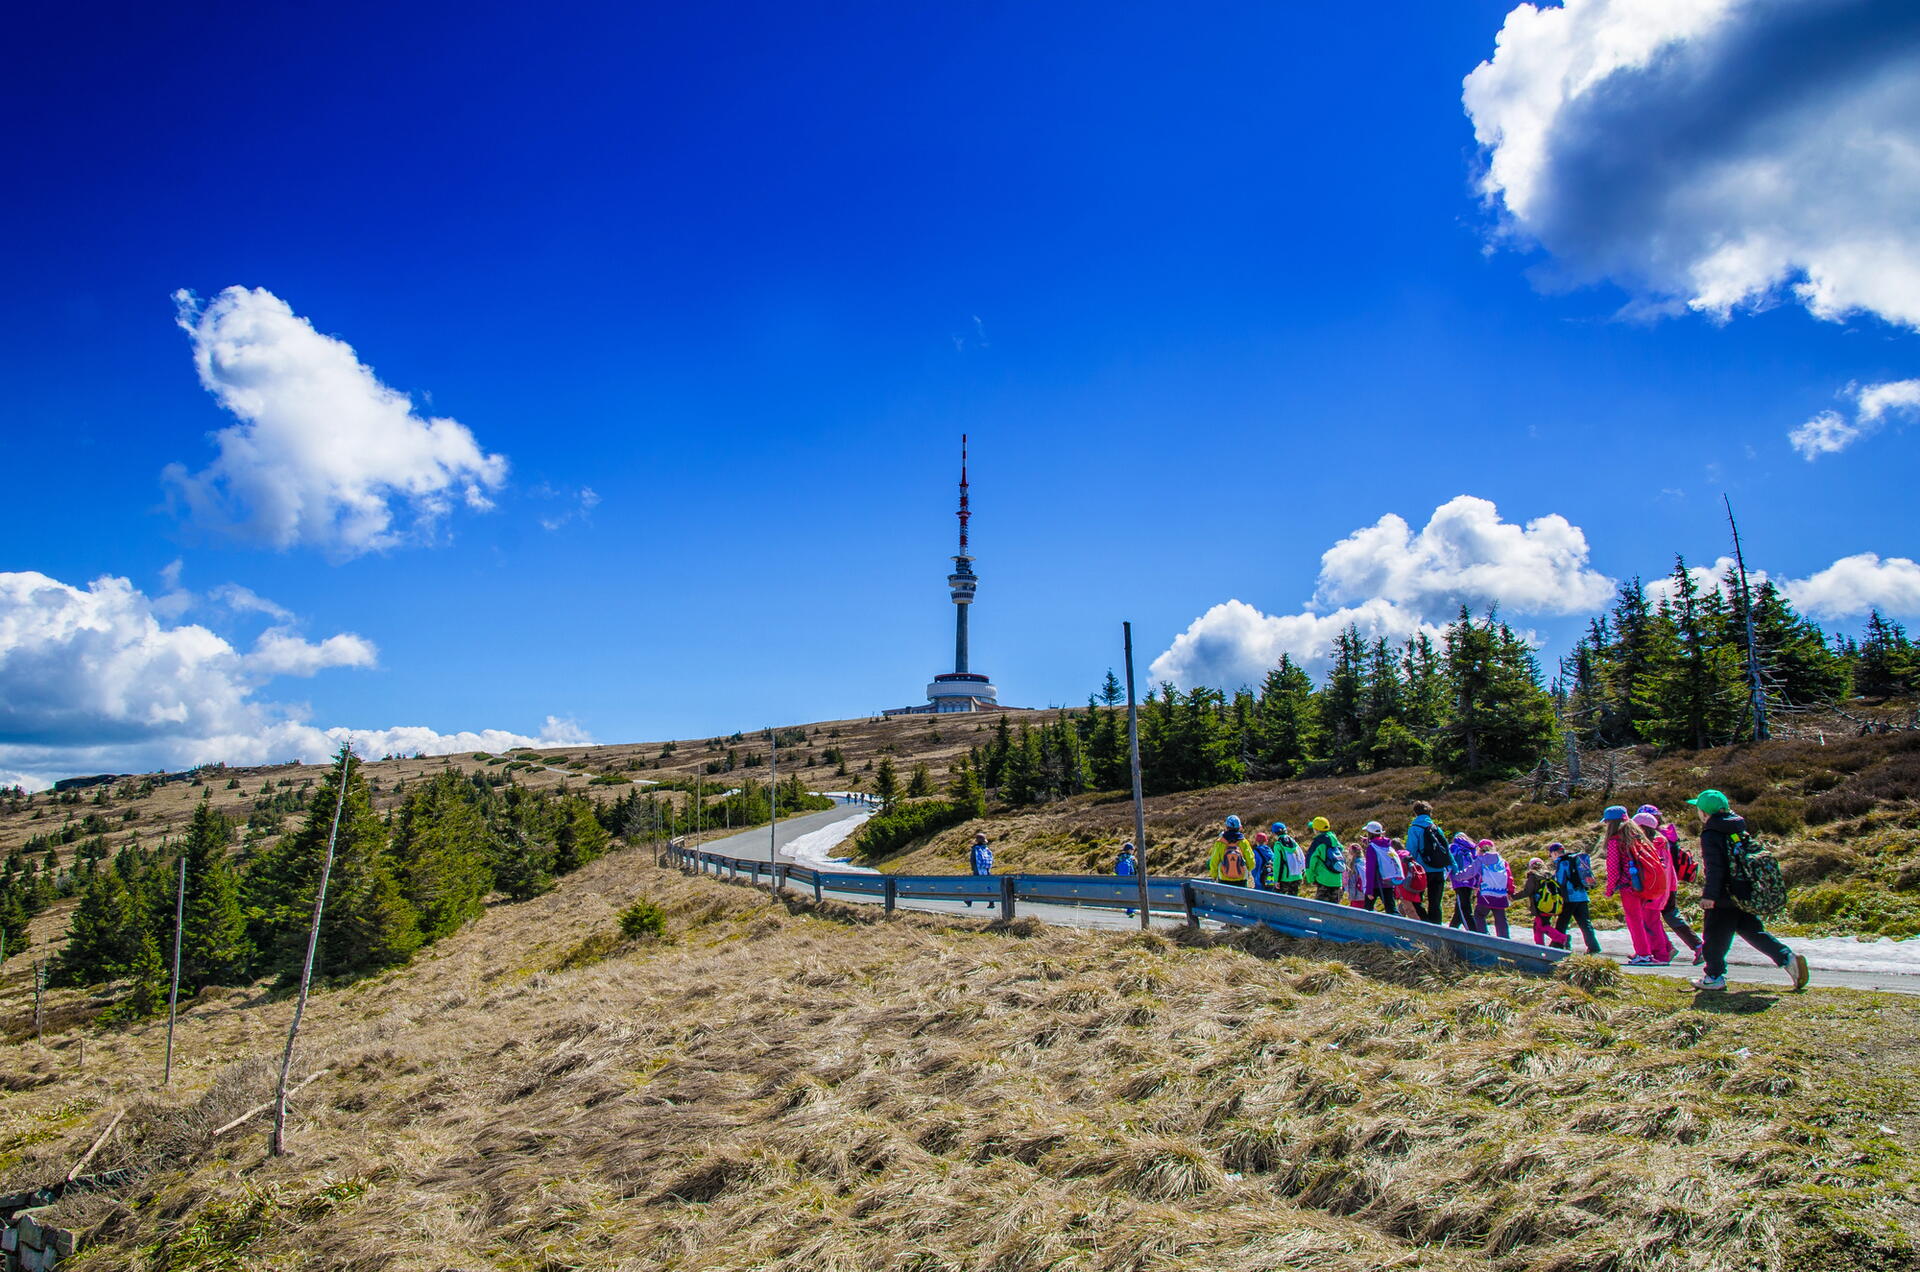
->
[1125,622,1150,930]
[272,744,352,1157]
[165,855,185,1085]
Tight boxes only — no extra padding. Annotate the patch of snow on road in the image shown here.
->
[781,810,878,872]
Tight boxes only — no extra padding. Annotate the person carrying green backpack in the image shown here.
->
[1690,789,1808,992]
[1302,816,1344,904]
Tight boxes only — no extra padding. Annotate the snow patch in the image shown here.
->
[781,809,878,872]
[1594,927,1920,976]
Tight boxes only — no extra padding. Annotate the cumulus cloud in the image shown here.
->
[1791,377,1920,459]
[1782,552,1920,617]
[1150,497,1612,688]
[164,286,508,557]
[1149,599,1436,691]
[0,570,584,789]
[1316,495,1613,615]
[1464,0,1920,329]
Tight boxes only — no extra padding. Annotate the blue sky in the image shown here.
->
[4,0,1919,786]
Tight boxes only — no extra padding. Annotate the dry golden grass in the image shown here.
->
[2,837,1917,1271]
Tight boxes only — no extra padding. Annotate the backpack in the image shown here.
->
[1573,853,1596,891]
[1321,837,1345,874]
[1376,842,1405,885]
[1402,856,1427,894]
[1725,831,1789,917]
[1479,861,1511,899]
[1628,835,1669,892]
[1535,874,1565,917]
[1221,844,1249,882]
[1669,839,1699,884]
[1416,824,1452,871]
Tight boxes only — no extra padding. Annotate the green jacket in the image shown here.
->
[1304,832,1343,889]
[1274,834,1304,882]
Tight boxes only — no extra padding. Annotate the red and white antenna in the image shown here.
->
[957,433,971,556]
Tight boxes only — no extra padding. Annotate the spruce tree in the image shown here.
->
[1640,560,1746,749]
[906,763,934,798]
[59,867,133,985]
[1251,656,1318,776]
[875,756,899,804]
[120,924,168,1020]
[1098,670,1124,707]
[179,801,250,989]
[392,771,493,942]
[553,795,611,875]
[1433,610,1556,778]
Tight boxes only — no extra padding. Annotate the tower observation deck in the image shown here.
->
[884,435,1002,716]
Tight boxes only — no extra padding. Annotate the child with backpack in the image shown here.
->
[1690,789,1808,992]
[1271,822,1305,896]
[1602,806,1674,964]
[1361,821,1401,913]
[1516,856,1569,948]
[1641,804,1705,965]
[1250,830,1276,892]
[1208,816,1252,887]
[1303,817,1344,904]
[1549,841,1601,953]
[1390,840,1429,921]
[1471,839,1513,938]
[1446,832,1483,932]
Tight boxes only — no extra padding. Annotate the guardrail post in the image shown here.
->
[813,873,823,904]
[1000,876,1017,918]
[776,865,788,894]
[1182,882,1199,930]
[884,877,897,914]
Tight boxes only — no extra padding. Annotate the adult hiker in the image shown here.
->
[1303,817,1344,904]
[1115,841,1138,917]
[1208,816,1253,887]
[1446,831,1483,932]
[1472,839,1513,939]
[1690,789,1809,992]
[1549,841,1601,954]
[1602,806,1673,964]
[1249,829,1276,892]
[1642,803,1705,966]
[1516,856,1569,948]
[964,831,995,909]
[1360,821,1402,913]
[1406,800,1451,925]
[1271,823,1305,896]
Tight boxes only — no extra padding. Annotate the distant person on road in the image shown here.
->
[1407,801,1451,925]
[1250,830,1276,892]
[1208,816,1252,886]
[964,831,995,909]
[1690,789,1809,992]
[1447,832,1484,932]
[1303,817,1344,904]
[1472,840,1513,938]
[1271,822,1305,896]
[1641,803,1705,966]
[1550,841,1601,954]
[1116,841,1138,917]
[1602,806,1673,965]
[1517,856,1569,948]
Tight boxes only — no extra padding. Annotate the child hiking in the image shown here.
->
[1516,856,1569,948]
[1447,832,1483,932]
[1208,816,1252,887]
[1271,823,1305,896]
[1602,806,1673,964]
[964,831,996,909]
[1550,841,1601,954]
[1642,804,1705,965]
[1303,817,1344,904]
[1472,839,1512,939]
[1250,830,1276,892]
[1115,841,1138,917]
[1690,789,1809,993]
[1406,800,1451,925]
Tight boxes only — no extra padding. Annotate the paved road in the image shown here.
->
[685,808,1919,996]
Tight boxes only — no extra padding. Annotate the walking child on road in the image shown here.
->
[1271,823,1305,896]
[1690,789,1809,992]
[1304,818,1344,904]
[1208,816,1252,886]
[964,831,995,909]
[1550,841,1602,954]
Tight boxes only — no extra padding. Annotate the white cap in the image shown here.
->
[1364,821,1384,834]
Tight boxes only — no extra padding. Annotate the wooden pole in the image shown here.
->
[34,958,45,1042]
[1124,622,1150,930]
[165,854,185,1085]
[271,744,351,1157]
[768,728,779,894]
[1725,495,1770,742]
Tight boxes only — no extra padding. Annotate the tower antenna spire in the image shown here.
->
[957,433,970,556]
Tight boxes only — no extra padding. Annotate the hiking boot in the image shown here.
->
[1626,955,1654,966]
[1691,974,1727,991]
[1691,947,1706,966]
[1785,951,1810,992]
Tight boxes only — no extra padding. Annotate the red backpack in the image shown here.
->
[1627,834,1669,891]
[1667,835,1699,884]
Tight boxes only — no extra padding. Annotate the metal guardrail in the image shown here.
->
[666,843,1568,974]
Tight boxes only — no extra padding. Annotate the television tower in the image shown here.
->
[949,434,977,673]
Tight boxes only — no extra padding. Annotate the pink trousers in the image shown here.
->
[1532,914,1568,948]
[1621,891,1673,962]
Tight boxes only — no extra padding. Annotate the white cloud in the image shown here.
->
[0,570,585,788]
[1643,555,1752,609]
[1782,552,1920,617]
[1789,377,1920,459]
[536,484,602,532]
[1316,495,1614,615]
[1151,496,1611,688]
[1464,0,1920,329]
[164,286,508,557]
[1149,598,1435,690]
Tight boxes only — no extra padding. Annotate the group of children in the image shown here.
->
[1143,796,1791,982]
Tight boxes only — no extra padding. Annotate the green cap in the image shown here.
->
[1687,789,1730,814]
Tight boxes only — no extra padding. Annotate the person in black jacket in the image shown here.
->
[1689,789,1809,992]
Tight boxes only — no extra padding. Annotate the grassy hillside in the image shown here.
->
[3,842,1916,1271]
